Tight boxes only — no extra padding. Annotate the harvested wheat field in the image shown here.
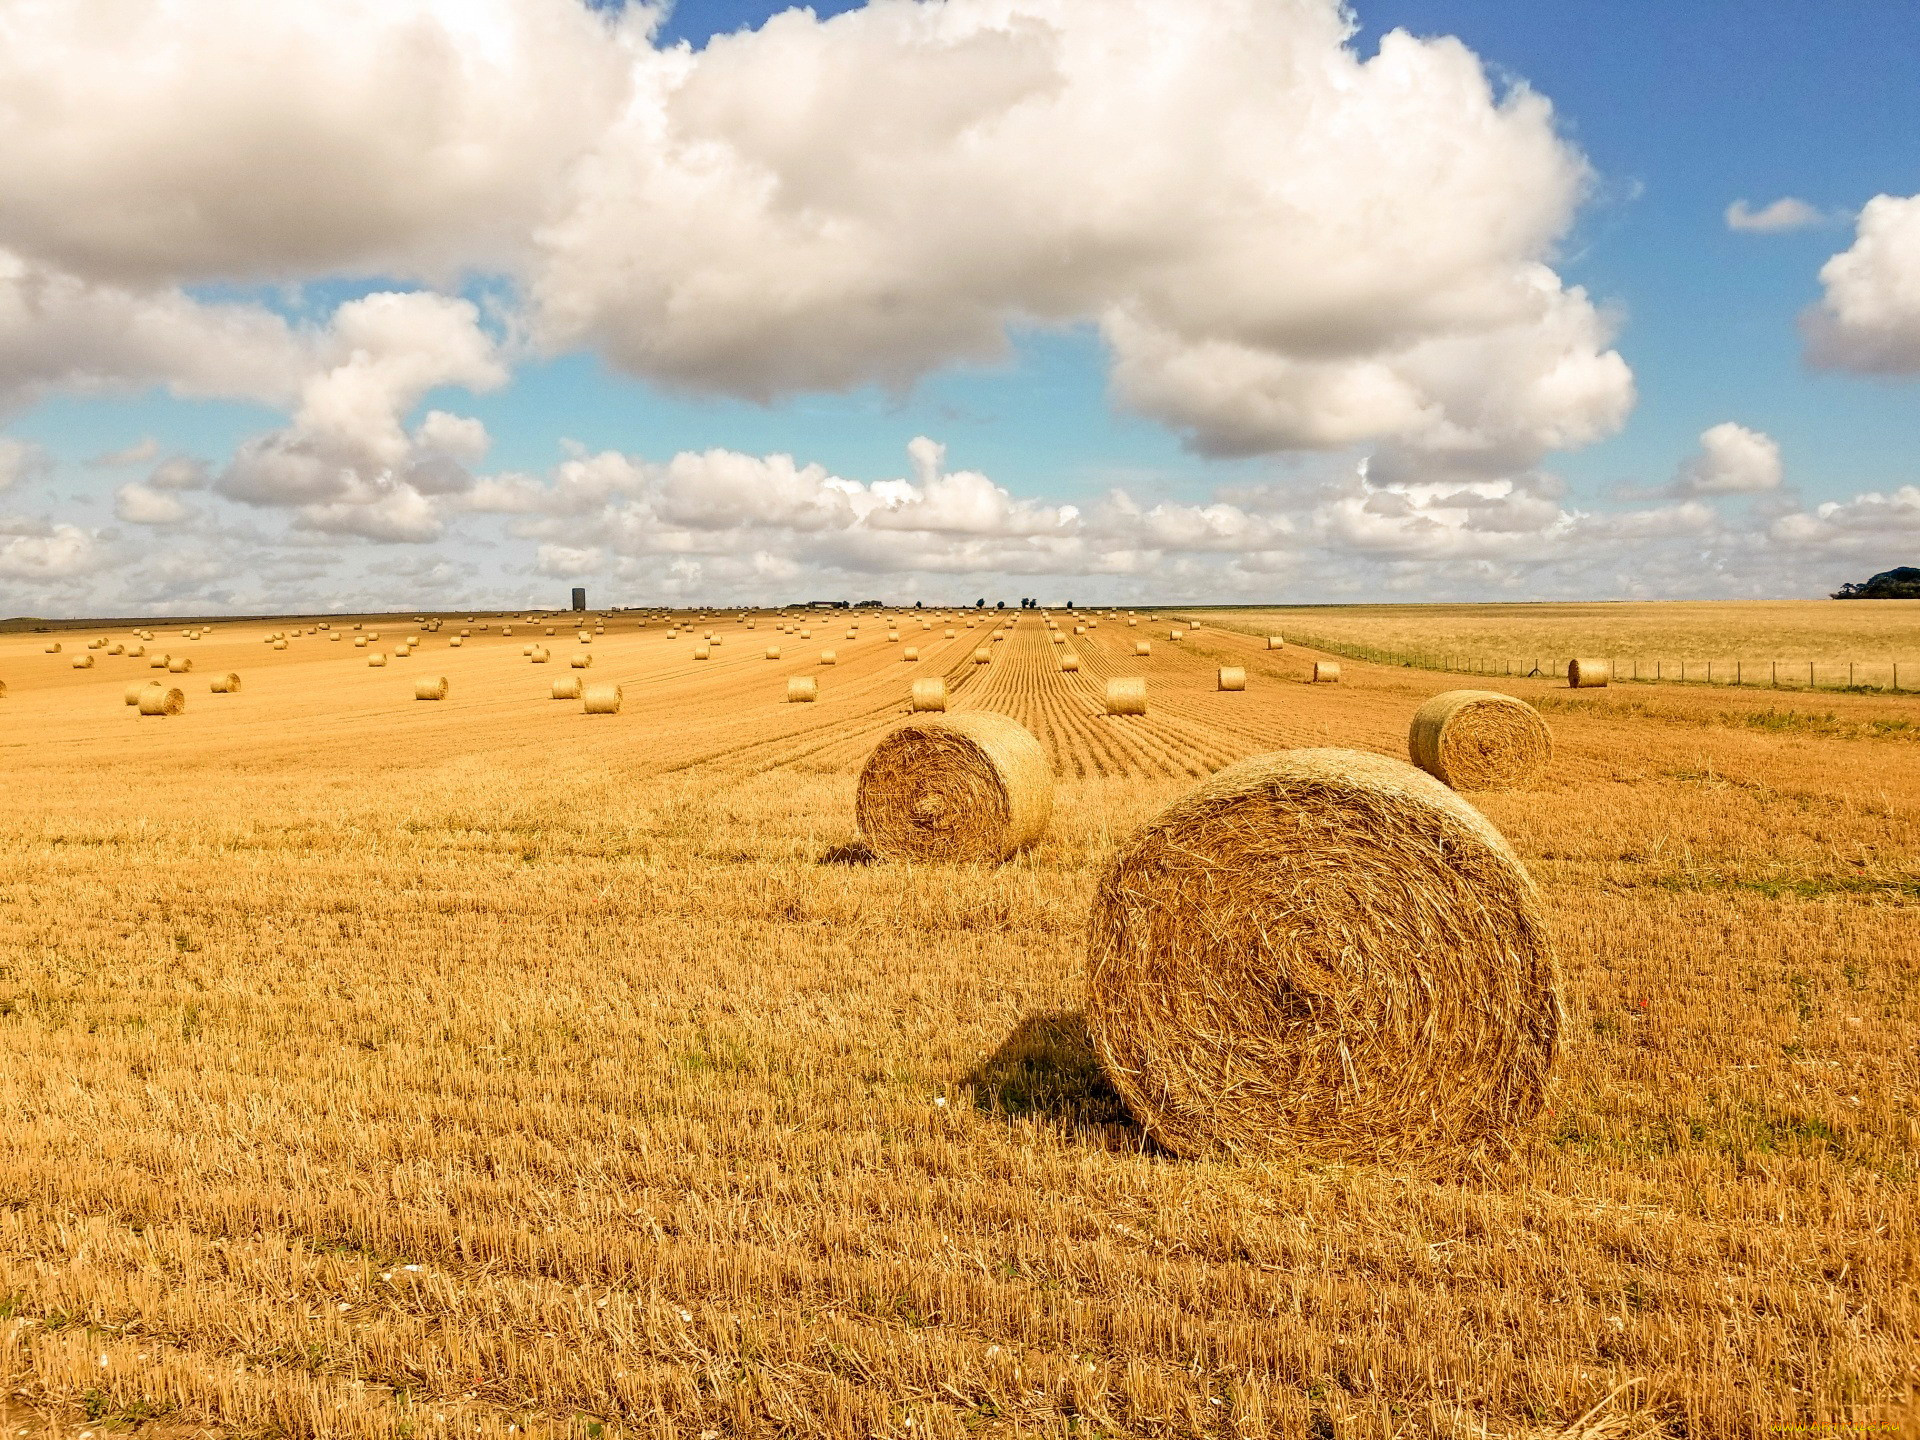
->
[0,606,1915,1438]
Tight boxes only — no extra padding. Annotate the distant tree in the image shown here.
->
[1833,566,1920,599]
[976,598,985,608]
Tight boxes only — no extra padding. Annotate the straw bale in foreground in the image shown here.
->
[1313,661,1340,682]
[910,677,947,712]
[856,712,1051,863]
[415,676,448,701]
[1085,748,1559,1165]
[572,653,593,668]
[972,647,990,664]
[368,653,387,668]
[72,654,94,669]
[1105,677,1147,715]
[788,676,818,703]
[1266,635,1284,649]
[1568,658,1610,688]
[168,657,193,673]
[1060,653,1080,672]
[1134,641,1151,657]
[138,686,185,716]
[552,676,581,700]
[582,683,622,714]
[1217,666,1246,691]
[1409,690,1552,792]
[903,647,919,661]
[209,673,241,694]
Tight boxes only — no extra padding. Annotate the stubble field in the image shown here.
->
[0,605,1915,1438]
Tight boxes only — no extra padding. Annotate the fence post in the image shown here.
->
[1809,661,1815,690]
[1771,661,1776,688]
[1737,660,1742,687]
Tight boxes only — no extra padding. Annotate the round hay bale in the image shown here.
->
[129,645,145,658]
[552,675,582,699]
[167,656,192,673]
[1313,661,1341,683]
[765,645,782,659]
[44,641,61,653]
[1409,690,1552,792]
[209,673,241,693]
[329,634,341,642]
[944,628,956,639]
[582,683,622,714]
[1060,653,1080,673]
[416,675,449,700]
[1084,748,1559,1164]
[887,630,900,642]
[909,677,948,712]
[1050,633,1064,645]
[368,653,387,668]
[855,712,1052,863]
[354,637,367,648]
[902,646,919,661]
[522,644,534,656]
[1266,635,1285,649]
[800,628,812,639]
[72,653,94,669]
[138,686,185,716]
[1217,666,1246,691]
[1169,629,1183,641]
[787,676,818,703]
[972,647,991,664]
[693,645,710,660]
[820,649,837,665]
[1134,641,1151,657]
[1105,677,1147,715]
[1567,658,1610,689]
[572,653,594,669]
[125,682,151,705]
[450,637,464,647]
[1127,618,1137,626]
[150,655,170,669]
[530,648,550,664]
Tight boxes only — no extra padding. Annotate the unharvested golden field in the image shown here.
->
[1,607,1916,1438]
[1223,600,1920,692]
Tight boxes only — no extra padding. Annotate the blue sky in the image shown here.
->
[2,0,1916,613]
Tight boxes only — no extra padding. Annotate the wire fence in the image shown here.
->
[1276,637,1918,694]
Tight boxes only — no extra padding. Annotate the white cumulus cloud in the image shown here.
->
[0,435,51,491]
[114,483,196,526]
[1671,422,1783,495]
[1804,193,1920,373]
[1725,197,1827,234]
[0,522,101,579]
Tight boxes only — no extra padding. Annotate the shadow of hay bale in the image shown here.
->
[965,1012,1141,1139]
[816,840,878,866]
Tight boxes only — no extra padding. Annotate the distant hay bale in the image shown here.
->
[354,637,367,648]
[552,675,582,700]
[450,637,464,647]
[1169,629,1183,641]
[855,712,1052,863]
[1266,635,1284,649]
[887,630,900,642]
[522,644,534,656]
[572,653,593,668]
[800,628,812,639]
[415,675,448,701]
[1313,661,1341,683]
[1060,653,1080,673]
[1217,666,1246,691]
[910,677,947,712]
[72,653,94,669]
[820,649,838,665]
[368,653,387,668]
[694,645,711,660]
[1074,625,1085,634]
[902,646,919,661]
[329,634,341,642]
[582,683,622,714]
[1050,633,1064,645]
[44,641,61,653]
[944,628,956,638]
[1084,748,1559,1165]
[209,673,241,693]
[125,682,151,705]
[1568,658,1610,689]
[1409,690,1553,792]
[972,647,991,664]
[150,655,169,669]
[167,657,193,673]
[138,686,185,716]
[530,648,550,663]
[1127,618,1137,626]
[1134,641,1151,657]
[1105,677,1147,715]
[845,629,857,640]
[109,644,123,655]
[765,645,782,659]
[788,676,819,703]
[545,627,556,636]
[128,645,145,658]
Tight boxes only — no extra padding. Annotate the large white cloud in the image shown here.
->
[531,0,1631,464]
[0,521,102,580]
[1805,194,1920,373]
[1671,422,1782,496]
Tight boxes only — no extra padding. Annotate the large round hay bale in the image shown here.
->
[1313,661,1340,683]
[44,641,61,653]
[944,627,956,639]
[571,653,593,669]
[693,645,710,660]
[72,653,94,669]
[819,649,837,665]
[209,673,241,693]
[167,656,192,673]
[415,676,448,700]
[1217,666,1246,691]
[855,713,1052,863]
[450,636,464,647]
[1134,641,1151,657]
[552,675,582,699]
[902,647,919,661]
[910,677,948,712]
[765,645,782,659]
[1568,658,1610,689]
[1060,653,1080,672]
[582,683,622,714]
[1105,677,1147,715]
[354,637,367,648]
[1409,690,1553,792]
[1085,748,1559,1164]
[530,648,550,663]
[368,653,387,668]
[150,655,170,669]
[787,676,818,703]
[972,647,991,664]
[138,686,185,716]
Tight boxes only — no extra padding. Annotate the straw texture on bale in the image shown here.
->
[44,642,60,653]
[209,673,241,693]
[150,655,169,669]
[125,683,151,706]
[1568,657,1610,688]
[1060,653,1080,672]
[855,713,1052,863]
[137,686,185,716]
[1085,748,1560,1165]
[530,648,550,663]
[1217,666,1246,691]
[694,645,710,660]
[909,677,947,712]
[354,637,367,648]
[72,654,94,669]
[450,637,464,647]
[902,647,919,661]
[1313,661,1341,683]
[582,683,622,714]
[571,653,593,668]
[820,650,837,665]
[765,646,781,659]
[787,676,818,703]
[1105,677,1147,715]
[1134,641,1151,657]
[415,676,448,700]
[1266,635,1285,649]
[552,676,581,700]
[368,653,387,667]
[944,628,956,638]
[168,657,192,673]
[1409,690,1553,792]
[972,647,991,664]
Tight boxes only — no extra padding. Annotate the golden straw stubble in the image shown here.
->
[856,712,1052,863]
[1408,689,1552,791]
[1085,748,1560,1166]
